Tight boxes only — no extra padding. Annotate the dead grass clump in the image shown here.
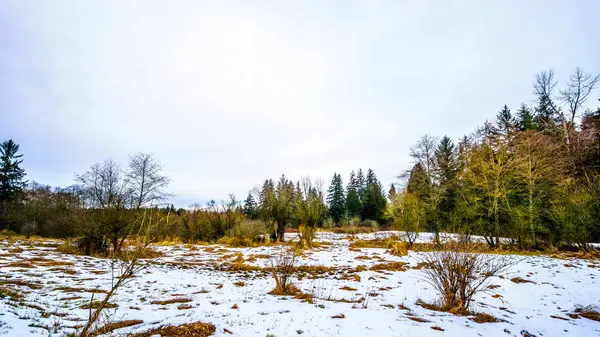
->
[87,319,143,336]
[178,304,193,310]
[573,305,600,322]
[369,262,408,272]
[233,281,245,287]
[470,313,503,323]
[419,247,514,313]
[0,286,23,300]
[331,313,346,319]
[340,286,357,291]
[54,286,108,294]
[511,276,534,284]
[4,261,35,268]
[431,326,444,331]
[150,297,192,305]
[128,321,217,337]
[387,241,409,256]
[228,262,263,272]
[8,247,24,253]
[80,301,119,309]
[0,279,42,289]
[407,316,431,323]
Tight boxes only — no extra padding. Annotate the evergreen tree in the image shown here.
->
[516,103,536,131]
[362,177,387,222]
[243,191,257,218]
[346,171,362,219]
[326,173,346,223]
[406,163,429,201]
[356,169,366,194]
[0,140,27,205]
[388,183,397,198]
[366,168,377,186]
[493,105,516,141]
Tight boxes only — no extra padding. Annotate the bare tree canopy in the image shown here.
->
[76,159,128,209]
[560,67,600,124]
[127,153,172,209]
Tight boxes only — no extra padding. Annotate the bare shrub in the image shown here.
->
[419,246,514,313]
[268,248,300,295]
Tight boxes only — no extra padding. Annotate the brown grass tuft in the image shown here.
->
[369,262,408,272]
[574,305,600,322]
[511,276,534,284]
[431,326,444,331]
[470,313,503,323]
[87,319,143,336]
[150,297,192,305]
[128,321,216,337]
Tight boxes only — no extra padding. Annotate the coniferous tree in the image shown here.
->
[243,191,258,219]
[516,103,536,131]
[406,163,429,201]
[356,169,366,195]
[346,171,362,219]
[0,140,27,206]
[326,173,346,224]
[388,183,397,198]
[361,170,387,222]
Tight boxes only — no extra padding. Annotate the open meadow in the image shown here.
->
[1,232,599,337]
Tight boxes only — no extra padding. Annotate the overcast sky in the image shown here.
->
[1,1,599,207]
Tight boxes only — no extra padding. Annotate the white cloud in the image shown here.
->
[2,0,598,206]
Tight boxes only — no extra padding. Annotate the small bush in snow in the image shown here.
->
[419,244,514,313]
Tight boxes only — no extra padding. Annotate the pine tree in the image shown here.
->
[356,169,366,194]
[0,139,27,204]
[326,173,346,223]
[493,105,516,142]
[406,163,429,201]
[516,103,536,131]
[388,183,397,198]
[243,191,257,218]
[366,168,377,186]
[346,171,362,219]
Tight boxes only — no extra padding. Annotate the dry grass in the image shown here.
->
[233,281,245,287]
[387,241,409,256]
[150,297,192,305]
[87,319,143,336]
[573,305,600,322]
[178,304,193,310]
[54,286,108,294]
[4,261,35,268]
[331,313,345,319]
[0,286,23,300]
[431,326,444,331]
[339,286,357,291]
[470,313,503,323]
[511,276,534,284]
[128,321,216,337]
[217,236,257,248]
[80,301,119,309]
[369,262,408,272]
[0,279,42,289]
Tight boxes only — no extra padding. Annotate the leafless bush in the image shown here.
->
[76,209,160,337]
[268,248,300,295]
[419,246,514,313]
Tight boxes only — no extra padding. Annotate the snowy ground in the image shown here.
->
[1,232,599,337]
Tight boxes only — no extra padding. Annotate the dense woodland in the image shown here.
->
[1,68,600,253]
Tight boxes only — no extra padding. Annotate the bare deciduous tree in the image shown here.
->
[560,67,600,125]
[127,153,171,209]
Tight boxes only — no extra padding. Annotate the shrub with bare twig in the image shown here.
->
[419,245,515,313]
[268,248,300,295]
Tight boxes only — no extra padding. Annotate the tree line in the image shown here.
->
[388,67,600,250]
[1,67,599,252]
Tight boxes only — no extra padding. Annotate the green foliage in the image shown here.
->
[326,173,346,223]
[0,139,27,203]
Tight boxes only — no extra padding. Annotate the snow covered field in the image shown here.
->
[1,232,599,337]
